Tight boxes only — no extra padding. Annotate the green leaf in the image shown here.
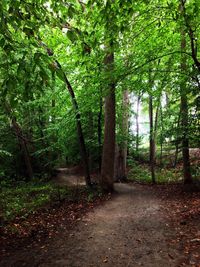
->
[67,30,77,43]
[56,68,66,82]
[3,44,13,53]
[23,27,34,37]
[0,37,5,47]
[68,5,76,18]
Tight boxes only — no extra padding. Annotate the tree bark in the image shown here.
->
[114,90,129,181]
[101,51,115,192]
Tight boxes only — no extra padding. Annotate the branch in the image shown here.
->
[118,50,192,81]
[181,0,200,72]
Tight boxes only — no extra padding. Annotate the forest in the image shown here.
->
[0,0,200,266]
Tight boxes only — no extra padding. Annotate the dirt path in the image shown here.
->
[0,183,187,267]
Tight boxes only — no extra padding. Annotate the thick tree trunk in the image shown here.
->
[180,4,192,184]
[101,51,115,192]
[149,95,156,184]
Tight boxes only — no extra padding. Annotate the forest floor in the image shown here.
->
[1,175,200,267]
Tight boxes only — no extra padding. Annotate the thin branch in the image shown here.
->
[181,0,200,72]
[118,50,192,81]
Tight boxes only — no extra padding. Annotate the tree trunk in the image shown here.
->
[88,111,94,172]
[181,1,200,73]
[174,143,179,168]
[181,95,192,184]
[101,51,115,192]
[5,104,33,179]
[136,94,141,157]
[114,90,129,181]
[12,119,33,179]
[43,45,91,186]
[174,113,181,168]
[98,89,103,171]
[63,75,91,186]
[160,105,163,166]
[149,94,156,184]
[56,65,91,186]
[122,90,129,177]
[114,145,126,181]
[180,2,192,184]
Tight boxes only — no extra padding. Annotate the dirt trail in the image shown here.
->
[0,183,186,267]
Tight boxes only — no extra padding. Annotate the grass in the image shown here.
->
[0,178,105,224]
[128,160,183,184]
[0,180,69,223]
[128,161,152,183]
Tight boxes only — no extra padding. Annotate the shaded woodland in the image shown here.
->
[0,0,200,266]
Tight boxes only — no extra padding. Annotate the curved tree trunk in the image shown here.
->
[43,44,91,186]
[63,73,91,186]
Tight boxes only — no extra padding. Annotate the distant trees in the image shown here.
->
[0,0,199,188]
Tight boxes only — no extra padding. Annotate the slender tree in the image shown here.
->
[180,1,192,184]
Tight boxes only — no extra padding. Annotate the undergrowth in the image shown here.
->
[0,178,104,225]
[128,160,183,184]
[0,180,70,223]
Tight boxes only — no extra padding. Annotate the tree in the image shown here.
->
[114,90,129,181]
[101,45,116,192]
[179,0,193,184]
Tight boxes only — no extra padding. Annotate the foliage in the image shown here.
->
[0,0,199,184]
[0,181,69,222]
[128,160,183,184]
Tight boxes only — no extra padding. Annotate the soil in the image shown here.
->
[1,182,199,267]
